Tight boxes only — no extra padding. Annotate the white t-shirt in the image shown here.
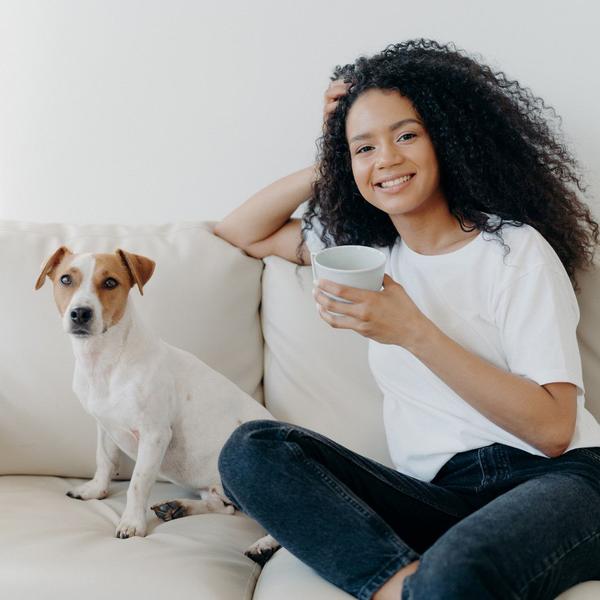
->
[304,215,600,482]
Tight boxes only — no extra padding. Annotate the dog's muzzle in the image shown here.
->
[70,306,94,335]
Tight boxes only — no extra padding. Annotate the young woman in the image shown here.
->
[214,39,600,600]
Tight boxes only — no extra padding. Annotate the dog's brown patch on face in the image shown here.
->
[93,254,135,329]
[51,254,83,317]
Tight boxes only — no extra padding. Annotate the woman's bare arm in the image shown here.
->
[213,166,314,265]
[213,80,350,264]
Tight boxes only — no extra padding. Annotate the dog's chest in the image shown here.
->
[85,391,142,459]
[74,370,140,445]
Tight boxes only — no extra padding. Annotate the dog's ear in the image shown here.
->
[35,246,72,290]
[116,249,156,295]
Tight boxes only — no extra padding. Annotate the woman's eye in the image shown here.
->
[60,274,72,286]
[397,132,416,142]
[104,278,118,289]
[356,145,374,154]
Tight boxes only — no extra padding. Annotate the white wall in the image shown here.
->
[0,0,598,224]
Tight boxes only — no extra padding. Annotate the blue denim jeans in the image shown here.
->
[218,420,600,600]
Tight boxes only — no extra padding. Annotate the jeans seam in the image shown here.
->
[516,527,600,597]
[279,427,423,599]
[285,428,464,518]
[291,441,395,523]
[497,444,510,481]
[476,447,487,492]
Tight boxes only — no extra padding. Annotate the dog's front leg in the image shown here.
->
[67,423,120,500]
[116,428,171,539]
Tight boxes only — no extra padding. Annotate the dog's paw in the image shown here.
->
[151,497,235,520]
[66,480,109,501]
[115,515,147,539]
[244,535,281,567]
[151,500,188,521]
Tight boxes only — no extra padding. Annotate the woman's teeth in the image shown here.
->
[379,174,413,188]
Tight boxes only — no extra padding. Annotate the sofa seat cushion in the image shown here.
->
[253,548,351,599]
[252,548,600,600]
[0,475,264,599]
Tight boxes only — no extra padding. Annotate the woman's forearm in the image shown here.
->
[408,318,577,457]
[214,165,317,249]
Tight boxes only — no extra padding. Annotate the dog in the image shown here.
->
[35,246,281,564]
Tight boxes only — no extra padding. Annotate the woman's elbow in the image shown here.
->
[213,225,272,259]
[544,441,570,458]
[213,222,235,244]
[213,222,251,250]
[543,424,575,458]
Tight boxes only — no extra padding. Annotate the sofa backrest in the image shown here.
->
[3,218,599,479]
[261,256,392,466]
[575,262,600,419]
[261,255,600,466]
[0,220,264,478]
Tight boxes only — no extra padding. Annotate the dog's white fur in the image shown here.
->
[36,247,280,561]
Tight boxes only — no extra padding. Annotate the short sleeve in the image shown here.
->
[495,264,584,393]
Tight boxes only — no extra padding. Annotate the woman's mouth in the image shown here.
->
[375,174,415,193]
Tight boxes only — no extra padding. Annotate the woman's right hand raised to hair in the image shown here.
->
[323,80,351,127]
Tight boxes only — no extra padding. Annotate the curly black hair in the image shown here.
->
[300,39,598,290]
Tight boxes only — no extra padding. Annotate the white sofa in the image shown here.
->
[1,219,599,599]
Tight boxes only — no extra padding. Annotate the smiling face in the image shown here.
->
[346,88,447,221]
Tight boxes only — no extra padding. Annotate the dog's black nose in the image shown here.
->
[70,307,93,325]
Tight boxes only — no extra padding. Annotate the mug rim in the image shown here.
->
[313,245,386,273]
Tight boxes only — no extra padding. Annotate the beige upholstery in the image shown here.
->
[0,219,598,598]
[576,260,600,418]
[0,220,263,479]
[0,476,264,599]
[261,256,391,466]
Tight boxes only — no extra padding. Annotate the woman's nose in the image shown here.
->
[375,142,405,168]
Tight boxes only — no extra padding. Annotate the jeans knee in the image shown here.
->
[218,419,284,489]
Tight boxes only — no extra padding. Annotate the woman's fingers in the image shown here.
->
[323,80,351,122]
[324,80,350,104]
[314,279,367,303]
[323,100,339,119]
[316,304,353,330]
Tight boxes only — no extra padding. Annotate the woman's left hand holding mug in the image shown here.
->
[313,274,430,349]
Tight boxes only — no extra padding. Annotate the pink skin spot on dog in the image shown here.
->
[130,429,140,442]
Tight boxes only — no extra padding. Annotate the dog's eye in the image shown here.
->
[103,278,119,289]
[60,274,72,286]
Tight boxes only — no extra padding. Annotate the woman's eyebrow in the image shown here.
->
[348,118,422,144]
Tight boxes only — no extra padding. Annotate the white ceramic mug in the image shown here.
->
[311,245,386,315]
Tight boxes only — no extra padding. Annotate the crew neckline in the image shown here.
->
[400,229,485,261]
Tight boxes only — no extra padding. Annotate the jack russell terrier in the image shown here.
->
[35,246,280,564]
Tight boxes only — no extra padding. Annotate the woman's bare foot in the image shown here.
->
[372,559,420,600]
